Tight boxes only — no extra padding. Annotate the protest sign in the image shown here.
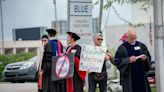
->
[51,53,74,81]
[79,45,107,73]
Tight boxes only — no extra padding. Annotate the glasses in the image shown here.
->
[97,38,103,41]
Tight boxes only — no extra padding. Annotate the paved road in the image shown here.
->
[0,82,37,92]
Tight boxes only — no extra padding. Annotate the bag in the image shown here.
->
[94,72,107,81]
[38,70,43,90]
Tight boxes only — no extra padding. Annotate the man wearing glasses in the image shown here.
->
[88,33,110,92]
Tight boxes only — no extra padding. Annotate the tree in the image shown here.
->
[95,0,153,27]
[103,0,153,11]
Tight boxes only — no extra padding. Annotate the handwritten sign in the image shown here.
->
[79,45,107,73]
[51,53,74,81]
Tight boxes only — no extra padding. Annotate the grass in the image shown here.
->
[151,85,156,92]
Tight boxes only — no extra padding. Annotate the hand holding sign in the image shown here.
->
[99,47,111,61]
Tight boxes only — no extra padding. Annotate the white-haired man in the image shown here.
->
[88,33,111,92]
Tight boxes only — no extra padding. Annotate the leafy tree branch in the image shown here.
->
[94,0,153,27]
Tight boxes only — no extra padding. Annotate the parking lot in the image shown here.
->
[0,82,37,92]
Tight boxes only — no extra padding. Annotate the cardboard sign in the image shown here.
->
[79,45,107,73]
[51,53,74,81]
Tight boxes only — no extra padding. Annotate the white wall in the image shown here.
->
[105,24,155,61]
[131,2,153,24]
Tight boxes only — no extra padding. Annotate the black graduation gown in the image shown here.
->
[114,41,151,92]
[41,39,66,92]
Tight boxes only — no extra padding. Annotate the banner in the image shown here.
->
[51,53,74,81]
[79,45,107,73]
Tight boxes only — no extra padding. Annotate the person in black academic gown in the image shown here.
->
[41,29,66,92]
[38,35,49,92]
[66,32,86,92]
[114,28,151,92]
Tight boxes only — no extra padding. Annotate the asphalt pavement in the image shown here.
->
[0,82,37,92]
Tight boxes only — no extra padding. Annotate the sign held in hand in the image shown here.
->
[79,45,107,73]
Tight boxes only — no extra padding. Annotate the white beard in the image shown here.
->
[130,41,136,45]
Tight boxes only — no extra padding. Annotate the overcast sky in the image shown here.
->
[0,0,131,41]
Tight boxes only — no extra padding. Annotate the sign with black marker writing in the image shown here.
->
[79,45,107,73]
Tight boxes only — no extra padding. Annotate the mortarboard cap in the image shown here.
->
[67,32,80,41]
[46,29,57,36]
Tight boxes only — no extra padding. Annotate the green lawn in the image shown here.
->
[151,86,156,92]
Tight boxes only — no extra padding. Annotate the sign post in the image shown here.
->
[68,0,93,45]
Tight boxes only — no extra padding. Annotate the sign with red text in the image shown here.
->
[79,45,107,73]
[69,0,93,45]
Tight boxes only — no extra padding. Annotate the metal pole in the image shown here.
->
[98,0,103,33]
[0,0,4,54]
[53,0,57,29]
[153,0,164,92]
[68,0,70,32]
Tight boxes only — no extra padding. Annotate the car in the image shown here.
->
[2,56,38,83]
[147,61,155,84]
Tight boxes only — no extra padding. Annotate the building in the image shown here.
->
[52,20,68,34]
[0,41,41,54]
[52,18,99,34]
[13,27,47,41]
[0,18,99,54]
[0,26,68,54]
[0,39,67,54]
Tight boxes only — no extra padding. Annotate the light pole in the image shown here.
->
[53,0,57,29]
[98,0,103,33]
[0,0,4,54]
[154,0,164,92]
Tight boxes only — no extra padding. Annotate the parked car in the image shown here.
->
[2,56,38,83]
[147,61,155,84]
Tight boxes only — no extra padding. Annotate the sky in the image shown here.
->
[0,0,131,42]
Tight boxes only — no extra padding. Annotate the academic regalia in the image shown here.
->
[66,32,86,92]
[66,45,86,92]
[41,29,66,92]
[114,41,151,92]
